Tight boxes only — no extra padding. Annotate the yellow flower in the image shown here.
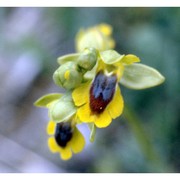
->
[75,23,115,52]
[47,120,85,160]
[72,59,124,128]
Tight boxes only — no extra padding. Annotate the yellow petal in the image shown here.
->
[107,87,124,119]
[122,54,140,65]
[113,62,124,81]
[98,23,112,36]
[48,137,61,153]
[94,110,112,128]
[96,59,106,73]
[46,120,56,135]
[60,147,72,160]
[77,103,96,123]
[72,82,90,106]
[70,127,85,154]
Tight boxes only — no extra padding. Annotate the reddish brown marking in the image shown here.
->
[90,71,117,114]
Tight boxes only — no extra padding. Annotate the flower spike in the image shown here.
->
[34,23,165,161]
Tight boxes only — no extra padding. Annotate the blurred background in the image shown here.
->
[0,7,179,173]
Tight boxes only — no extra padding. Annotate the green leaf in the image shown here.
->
[34,93,63,108]
[100,50,124,64]
[57,53,80,65]
[120,63,165,90]
[88,123,96,142]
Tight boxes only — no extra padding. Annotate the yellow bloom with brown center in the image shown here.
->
[72,58,125,128]
[72,49,142,128]
[47,120,85,160]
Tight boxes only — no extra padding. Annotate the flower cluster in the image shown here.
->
[34,24,165,160]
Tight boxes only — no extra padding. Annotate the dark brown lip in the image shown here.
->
[90,71,117,114]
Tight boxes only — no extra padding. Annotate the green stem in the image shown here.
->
[123,105,168,172]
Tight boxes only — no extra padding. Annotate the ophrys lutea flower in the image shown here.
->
[47,119,85,160]
[34,23,166,161]
[34,93,86,160]
[72,55,122,127]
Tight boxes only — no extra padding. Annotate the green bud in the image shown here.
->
[77,48,98,71]
[53,61,83,90]
[49,93,76,123]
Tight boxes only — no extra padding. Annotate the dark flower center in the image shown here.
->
[55,122,73,147]
[90,71,117,114]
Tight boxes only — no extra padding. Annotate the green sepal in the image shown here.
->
[120,63,165,90]
[88,123,96,142]
[83,63,97,81]
[49,93,77,123]
[100,50,124,64]
[57,53,80,65]
[34,93,63,108]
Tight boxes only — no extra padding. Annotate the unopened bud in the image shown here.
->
[77,48,97,71]
[53,61,83,90]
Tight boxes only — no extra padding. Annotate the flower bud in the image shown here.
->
[53,61,83,90]
[75,24,115,52]
[77,48,97,71]
[49,93,76,123]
